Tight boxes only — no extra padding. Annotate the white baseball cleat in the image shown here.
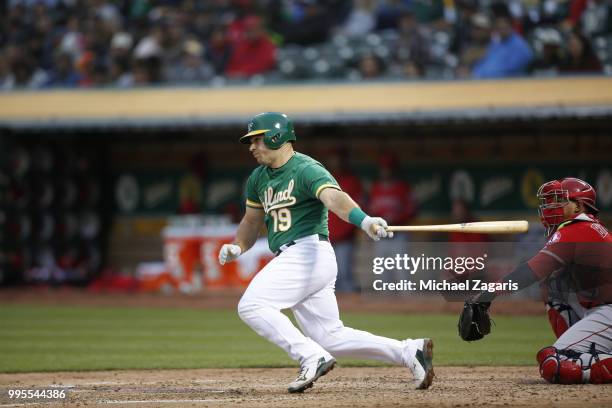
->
[287,356,336,393]
[403,338,435,390]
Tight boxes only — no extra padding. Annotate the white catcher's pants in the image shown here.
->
[238,234,410,365]
[554,304,612,354]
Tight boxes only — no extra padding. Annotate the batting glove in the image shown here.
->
[218,244,242,265]
[361,216,394,241]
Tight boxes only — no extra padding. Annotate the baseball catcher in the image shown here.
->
[458,177,612,384]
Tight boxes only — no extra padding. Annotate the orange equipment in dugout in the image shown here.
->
[162,225,273,291]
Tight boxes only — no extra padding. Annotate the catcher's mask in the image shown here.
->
[240,112,296,150]
[537,177,598,236]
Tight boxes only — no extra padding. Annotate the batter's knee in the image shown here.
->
[237,297,258,323]
[536,346,583,384]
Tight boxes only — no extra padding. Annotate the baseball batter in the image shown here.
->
[463,177,612,384]
[218,112,434,393]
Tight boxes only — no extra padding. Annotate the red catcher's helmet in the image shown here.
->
[537,177,598,236]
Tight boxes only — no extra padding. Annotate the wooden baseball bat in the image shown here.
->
[386,220,529,234]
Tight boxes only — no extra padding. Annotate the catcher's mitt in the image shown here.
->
[458,302,492,341]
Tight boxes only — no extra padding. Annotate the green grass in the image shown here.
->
[0,305,554,373]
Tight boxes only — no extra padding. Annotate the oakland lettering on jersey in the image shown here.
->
[263,179,297,213]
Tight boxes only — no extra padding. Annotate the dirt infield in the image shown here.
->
[1,366,610,408]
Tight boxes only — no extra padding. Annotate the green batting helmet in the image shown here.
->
[240,112,296,149]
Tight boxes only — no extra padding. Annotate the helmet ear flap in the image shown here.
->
[264,131,282,149]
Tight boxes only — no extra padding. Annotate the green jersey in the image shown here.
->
[245,152,340,253]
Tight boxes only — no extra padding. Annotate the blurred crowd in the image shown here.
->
[1,0,611,90]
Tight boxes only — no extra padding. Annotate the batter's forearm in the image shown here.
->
[234,216,262,253]
[320,188,360,222]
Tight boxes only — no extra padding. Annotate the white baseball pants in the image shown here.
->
[237,234,412,365]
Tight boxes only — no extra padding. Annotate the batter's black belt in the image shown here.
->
[275,234,329,256]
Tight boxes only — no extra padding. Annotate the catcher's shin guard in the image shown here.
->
[589,357,612,384]
[583,346,612,384]
[536,346,557,365]
[537,346,583,384]
[545,302,576,339]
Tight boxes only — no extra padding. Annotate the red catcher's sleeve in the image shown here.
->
[527,229,575,281]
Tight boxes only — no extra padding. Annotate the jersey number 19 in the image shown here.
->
[270,208,292,232]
